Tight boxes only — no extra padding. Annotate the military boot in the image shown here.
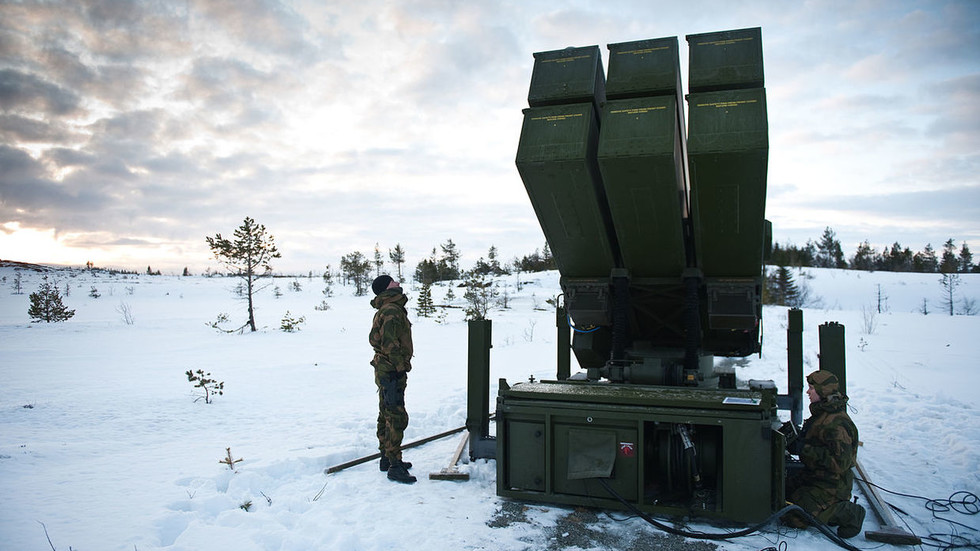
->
[831,501,866,539]
[387,460,417,484]
[380,456,412,472]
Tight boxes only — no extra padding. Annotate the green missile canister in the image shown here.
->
[516,102,619,276]
[527,45,606,115]
[687,27,764,93]
[599,36,691,278]
[606,37,684,99]
[687,87,769,278]
[598,95,688,277]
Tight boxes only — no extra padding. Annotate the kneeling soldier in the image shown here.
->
[785,370,865,538]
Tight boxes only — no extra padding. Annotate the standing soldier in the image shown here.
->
[369,275,416,484]
[785,370,865,537]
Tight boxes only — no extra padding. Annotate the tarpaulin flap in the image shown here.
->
[567,428,616,479]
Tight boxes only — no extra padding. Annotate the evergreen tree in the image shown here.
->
[913,244,938,273]
[768,241,817,267]
[321,264,334,297]
[763,266,800,306]
[849,240,878,271]
[417,281,436,317]
[439,239,461,281]
[516,244,558,273]
[879,242,913,272]
[340,251,372,296]
[389,243,406,279]
[28,276,76,323]
[414,248,439,284]
[815,227,846,268]
[542,241,556,269]
[960,242,974,273]
[939,239,959,274]
[463,270,497,321]
[373,243,384,277]
[487,245,506,275]
[206,216,281,332]
[776,266,801,306]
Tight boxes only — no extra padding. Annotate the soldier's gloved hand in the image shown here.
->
[780,421,803,454]
[779,421,798,437]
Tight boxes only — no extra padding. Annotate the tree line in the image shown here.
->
[334,239,557,296]
[769,227,976,274]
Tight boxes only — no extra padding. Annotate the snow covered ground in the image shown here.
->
[1,264,978,551]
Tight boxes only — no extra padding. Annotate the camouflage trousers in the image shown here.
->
[375,370,409,462]
[784,474,850,527]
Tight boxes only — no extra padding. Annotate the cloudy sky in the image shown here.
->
[1,0,978,273]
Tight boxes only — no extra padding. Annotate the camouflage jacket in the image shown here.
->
[799,395,858,500]
[369,289,413,375]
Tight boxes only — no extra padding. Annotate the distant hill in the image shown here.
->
[0,259,56,271]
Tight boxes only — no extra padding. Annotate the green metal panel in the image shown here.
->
[687,27,764,93]
[516,103,619,276]
[496,381,783,523]
[606,37,682,99]
[598,96,688,277]
[502,380,773,414]
[788,309,804,425]
[556,303,571,380]
[688,88,768,277]
[466,320,492,436]
[819,322,847,396]
[528,45,606,113]
[504,420,546,491]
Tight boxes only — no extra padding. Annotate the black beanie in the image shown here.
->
[372,275,394,295]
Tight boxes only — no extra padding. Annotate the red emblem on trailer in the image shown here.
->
[619,442,635,457]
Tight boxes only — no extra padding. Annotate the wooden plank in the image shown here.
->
[853,459,922,545]
[430,430,470,481]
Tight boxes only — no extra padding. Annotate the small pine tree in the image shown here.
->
[373,243,385,277]
[463,271,497,321]
[389,244,406,280]
[417,281,436,317]
[28,277,76,322]
[321,265,334,297]
[186,369,224,403]
[206,216,282,332]
[940,273,960,316]
[280,311,306,332]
